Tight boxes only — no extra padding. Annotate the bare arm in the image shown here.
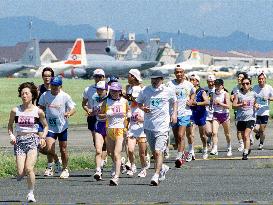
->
[232,94,243,109]
[38,109,48,139]
[8,108,16,145]
[64,107,76,118]
[82,97,92,116]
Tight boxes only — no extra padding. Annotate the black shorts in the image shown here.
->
[87,116,97,131]
[237,120,255,131]
[256,115,269,125]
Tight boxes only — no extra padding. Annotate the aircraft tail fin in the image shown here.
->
[186,50,201,64]
[136,40,160,61]
[20,39,41,66]
[64,38,87,66]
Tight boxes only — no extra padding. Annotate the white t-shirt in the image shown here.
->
[38,90,76,133]
[213,90,229,114]
[253,84,273,116]
[137,84,177,132]
[82,84,97,109]
[166,79,195,117]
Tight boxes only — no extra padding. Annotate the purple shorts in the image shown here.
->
[95,121,106,137]
[213,112,229,124]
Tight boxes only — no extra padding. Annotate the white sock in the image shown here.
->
[28,189,34,195]
[244,149,248,154]
[239,139,243,144]
[213,145,218,150]
[188,144,193,153]
[96,167,101,172]
[153,173,159,178]
[227,143,231,149]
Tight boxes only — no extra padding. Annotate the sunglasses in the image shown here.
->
[242,82,250,85]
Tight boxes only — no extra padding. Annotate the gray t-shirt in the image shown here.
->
[253,84,273,116]
[83,84,97,109]
[137,84,177,132]
[236,90,256,121]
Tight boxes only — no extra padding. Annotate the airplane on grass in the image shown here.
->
[60,39,160,78]
[142,50,208,77]
[0,39,40,77]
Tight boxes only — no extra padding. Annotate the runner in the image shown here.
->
[204,74,216,149]
[8,82,48,202]
[211,79,232,156]
[100,82,130,186]
[189,74,209,159]
[126,69,150,177]
[166,65,195,167]
[82,69,108,169]
[232,77,258,160]
[137,70,177,186]
[92,81,108,181]
[253,72,273,150]
[38,76,76,178]
[231,72,248,152]
[36,67,62,177]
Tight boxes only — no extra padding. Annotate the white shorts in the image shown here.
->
[144,129,168,152]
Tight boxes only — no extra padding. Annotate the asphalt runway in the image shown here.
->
[1,121,273,204]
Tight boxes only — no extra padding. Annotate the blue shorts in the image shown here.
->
[256,115,269,125]
[95,121,106,137]
[192,115,206,126]
[87,116,97,131]
[172,115,192,127]
[47,129,68,141]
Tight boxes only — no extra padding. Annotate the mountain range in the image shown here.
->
[2,16,273,52]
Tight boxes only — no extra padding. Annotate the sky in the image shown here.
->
[1,0,273,40]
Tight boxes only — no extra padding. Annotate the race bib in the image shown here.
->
[48,117,59,127]
[18,116,34,127]
[150,98,163,109]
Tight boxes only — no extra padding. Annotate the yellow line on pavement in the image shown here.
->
[195,155,273,161]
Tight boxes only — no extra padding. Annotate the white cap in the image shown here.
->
[207,74,216,81]
[190,74,200,82]
[93,68,105,76]
[131,86,142,98]
[258,71,267,78]
[129,69,142,82]
[95,81,108,90]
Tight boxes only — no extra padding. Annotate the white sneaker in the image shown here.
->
[227,148,232,157]
[54,161,62,174]
[210,148,218,155]
[159,164,169,181]
[94,170,102,181]
[27,193,36,203]
[110,176,119,186]
[164,148,170,159]
[258,144,264,150]
[145,154,151,169]
[44,167,54,176]
[202,149,208,159]
[127,164,137,176]
[110,165,116,177]
[60,169,69,179]
[150,174,159,186]
[186,152,195,162]
[120,157,127,174]
[237,143,244,152]
[137,169,147,178]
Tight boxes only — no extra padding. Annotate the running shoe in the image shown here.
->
[255,133,260,140]
[242,153,248,160]
[44,167,54,176]
[60,169,69,179]
[94,170,102,181]
[110,176,119,186]
[159,164,169,181]
[250,139,254,146]
[145,154,151,169]
[54,161,62,174]
[202,149,208,159]
[237,143,244,152]
[137,169,147,178]
[186,152,195,162]
[150,174,159,186]
[227,147,232,157]
[210,147,218,155]
[258,144,264,150]
[125,161,131,170]
[26,193,36,203]
[127,164,137,176]
[121,157,127,174]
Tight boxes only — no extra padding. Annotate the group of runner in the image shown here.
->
[8,64,273,202]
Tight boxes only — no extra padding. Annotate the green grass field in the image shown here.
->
[0,77,272,128]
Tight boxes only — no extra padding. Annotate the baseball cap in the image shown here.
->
[190,74,200,82]
[131,86,142,98]
[50,76,62,86]
[93,69,105,77]
[150,70,165,78]
[175,64,184,70]
[207,74,216,81]
[110,82,122,91]
[95,81,108,90]
[215,79,224,85]
[129,69,142,82]
[107,75,119,84]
